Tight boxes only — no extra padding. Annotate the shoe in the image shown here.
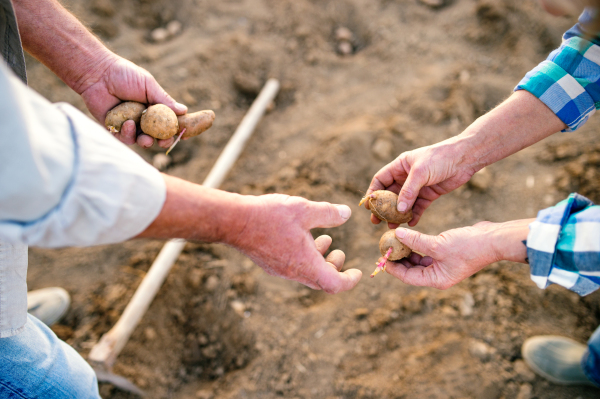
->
[27,287,71,327]
[522,335,597,387]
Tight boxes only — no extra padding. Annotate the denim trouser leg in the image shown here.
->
[0,314,100,398]
[582,324,600,387]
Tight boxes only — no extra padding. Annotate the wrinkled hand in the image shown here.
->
[367,140,476,227]
[229,194,362,294]
[77,56,187,148]
[383,222,502,289]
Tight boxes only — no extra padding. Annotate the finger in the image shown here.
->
[408,198,432,226]
[399,258,417,268]
[119,120,137,145]
[370,214,382,225]
[408,252,424,265]
[395,228,437,257]
[145,77,188,115]
[136,133,155,148]
[305,201,351,229]
[420,256,434,266]
[314,235,333,256]
[325,249,345,272]
[397,166,430,213]
[385,261,431,286]
[366,177,386,196]
[386,260,450,289]
[313,264,362,294]
[404,253,432,266]
[367,162,408,195]
[157,137,175,149]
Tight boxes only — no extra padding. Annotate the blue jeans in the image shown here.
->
[0,314,100,398]
[583,324,600,387]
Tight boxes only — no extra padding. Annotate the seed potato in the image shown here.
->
[104,101,146,133]
[140,104,179,139]
[178,110,216,139]
[379,230,411,261]
[365,190,413,224]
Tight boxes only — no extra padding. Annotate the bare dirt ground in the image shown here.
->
[24,0,600,398]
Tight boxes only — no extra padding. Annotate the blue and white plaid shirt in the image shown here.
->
[527,194,600,296]
[517,9,600,296]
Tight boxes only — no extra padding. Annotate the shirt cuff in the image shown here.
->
[515,36,600,132]
[527,193,600,296]
[3,103,166,248]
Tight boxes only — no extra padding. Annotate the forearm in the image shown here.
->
[488,218,534,264]
[137,175,251,245]
[452,90,566,172]
[13,0,116,93]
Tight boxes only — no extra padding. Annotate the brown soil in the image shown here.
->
[25,0,600,398]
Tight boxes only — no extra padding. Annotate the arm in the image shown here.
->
[138,176,362,293]
[386,194,600,295]
[0,63,361,294]
[368,90,565,226]
[12,0,187,148]
[382,219,531,290]
[368,9,600,226]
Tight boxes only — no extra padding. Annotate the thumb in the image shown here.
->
[396,167,427,212]
[305,201,351,229]
[395,228,436,256]
[146,78,188,115]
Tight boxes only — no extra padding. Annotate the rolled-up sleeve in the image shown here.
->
[527,193,600,296]
[0,61,166,247]
[515,9,600,132]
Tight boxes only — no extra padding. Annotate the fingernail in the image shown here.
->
[396,228,406,239]
[175,102,187,112]
[337,205,351,220]
[397,202,408,212]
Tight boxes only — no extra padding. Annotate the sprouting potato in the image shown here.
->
[178,110,216,139]
[359,190,413,224]
[140,104,179,140]
[379,230,411,261]
[371,230,412,278]
[104,101,146,133]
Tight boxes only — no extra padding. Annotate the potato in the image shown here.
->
[140,104,179,139]
[104,101,146,133]
[178,110,216,139]
[362,190,412,224]
[379,230,411,261]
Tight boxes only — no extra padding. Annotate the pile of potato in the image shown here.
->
[105,101,215,141]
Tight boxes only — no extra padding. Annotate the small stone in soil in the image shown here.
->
[338,41,353,56]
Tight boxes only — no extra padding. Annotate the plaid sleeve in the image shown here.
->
[527,193,600,296]
[515,36,600,132]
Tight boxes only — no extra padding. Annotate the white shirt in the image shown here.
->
[0,61,166,336]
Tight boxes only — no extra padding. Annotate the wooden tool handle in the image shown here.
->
[88,79,280,370]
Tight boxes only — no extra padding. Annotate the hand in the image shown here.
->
[228,194,363,294]
[367,140,476,227]
[383,219,530,289]
[77,56,187,149]
[140,177,361,292]
[366,92,567,227]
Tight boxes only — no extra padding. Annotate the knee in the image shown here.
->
[0,315,100,398]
